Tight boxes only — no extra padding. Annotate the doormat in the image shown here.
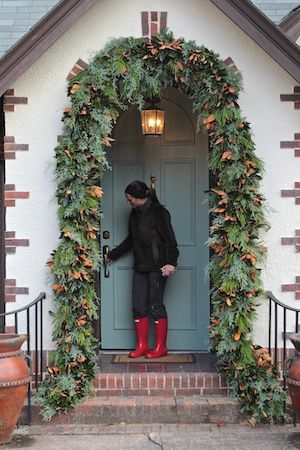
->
[112,354,195,363]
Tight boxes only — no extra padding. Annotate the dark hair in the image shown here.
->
[125,180,160,204]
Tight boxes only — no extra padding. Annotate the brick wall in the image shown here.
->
[280,86,300,299]
[3,89,30,304]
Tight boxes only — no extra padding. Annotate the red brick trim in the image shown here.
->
[4,184,29,207]
[282,230,300,252]
[5,279,29,302]
[67,58,89,80]
[281,182,300,204]
[282,276,300,299]
[141,11,167,38]
[281,133,300,157]
[280,86,300,109]
[3,89,28,112]
[93,372,229,397]
[3,136,29,160]
[223,56,239,73]
[5,231,29,254]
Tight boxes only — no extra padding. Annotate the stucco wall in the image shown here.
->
[4,0,300,349]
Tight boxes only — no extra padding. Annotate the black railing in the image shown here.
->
[267,291,300,388]
[0,292,46,424]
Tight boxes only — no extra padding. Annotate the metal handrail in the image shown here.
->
[0,292,46,317]
[267,291,300,424]
[268,291,300,313]
[267,291,300,383]
[0,292,46,425]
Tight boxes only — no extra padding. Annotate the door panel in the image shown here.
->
[112,161,145,244]
[160,159,196,245]
[101,89,209,350]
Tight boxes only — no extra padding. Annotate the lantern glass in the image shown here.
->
[141,107,165,136]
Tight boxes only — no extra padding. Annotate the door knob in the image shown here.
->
[102,245,110,278]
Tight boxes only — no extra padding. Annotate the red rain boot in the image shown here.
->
[145,317,168,359]
[129,316,150,358]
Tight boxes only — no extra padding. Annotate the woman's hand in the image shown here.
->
[104,255,112,264]
[161,264,176,277]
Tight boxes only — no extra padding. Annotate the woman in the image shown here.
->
[106,180,179,358]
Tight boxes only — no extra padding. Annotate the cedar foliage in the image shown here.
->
[36,31,287,423]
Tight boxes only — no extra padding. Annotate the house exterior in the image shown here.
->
[0,0,299,353]
[280,5,300,44]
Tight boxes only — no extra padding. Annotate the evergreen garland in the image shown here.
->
[36,31,287,423]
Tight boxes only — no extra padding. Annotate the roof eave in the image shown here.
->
[0,0,97,97]
[210,0,300,83]
[279,7,300,42]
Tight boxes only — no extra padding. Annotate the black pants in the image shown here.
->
[132,271,167,320]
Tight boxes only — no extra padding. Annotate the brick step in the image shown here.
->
[23,396,242,426]
[93,371,229,397]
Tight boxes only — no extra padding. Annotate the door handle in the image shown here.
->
[150,175,156,191]
[102,245,110,278]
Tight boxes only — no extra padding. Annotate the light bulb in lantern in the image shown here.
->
[141,99,165,136]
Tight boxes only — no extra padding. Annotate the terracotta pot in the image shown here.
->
[0,333,31,445]
[286,333,300,419]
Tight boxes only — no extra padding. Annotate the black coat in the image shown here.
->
[108,199,179,272]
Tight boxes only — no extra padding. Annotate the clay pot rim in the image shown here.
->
[0,333,27,341]
[289,333,300,341]
[0,334,27,352]
[289,333,300,352]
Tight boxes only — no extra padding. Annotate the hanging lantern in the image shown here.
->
[141,98,165,136]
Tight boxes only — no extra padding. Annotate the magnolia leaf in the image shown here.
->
[221,150,232,161]
[224,215,235,222]
[101,136,115,147]
[234,331,241,341]
[77,319,86,327]
[211,188,227,196]
[70,83,80,94]
[88,186,104,198]
[77,356,86,363]
[52,284,64,293]
[203,113,215,125]
[214,136,224,145]
[176,60,184,70]
[213,208,226,213]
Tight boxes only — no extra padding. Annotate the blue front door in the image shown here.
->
[100,89,209,350]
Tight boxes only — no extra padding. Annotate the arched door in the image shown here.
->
[100,89,209,350]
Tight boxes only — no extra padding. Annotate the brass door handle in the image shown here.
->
[102,245,110,278]
[150,175,156,191]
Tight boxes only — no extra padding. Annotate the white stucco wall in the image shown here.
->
[4,0,300,349]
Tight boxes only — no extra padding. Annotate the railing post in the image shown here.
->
[283,307,287,389]
[268,296,272,355]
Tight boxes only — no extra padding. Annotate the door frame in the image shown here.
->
[0,96,6,320]
[98,92,211,350]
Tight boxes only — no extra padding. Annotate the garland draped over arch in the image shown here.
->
[36,31,287,423]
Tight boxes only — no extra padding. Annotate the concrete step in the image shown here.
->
[23,395,243,426]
